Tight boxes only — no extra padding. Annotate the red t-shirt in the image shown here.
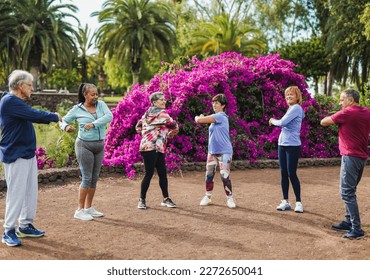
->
[331,105,370,159]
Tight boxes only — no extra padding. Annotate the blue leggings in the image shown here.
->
[278,145,301,202]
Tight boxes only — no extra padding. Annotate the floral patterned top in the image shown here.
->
[135,106,178,153]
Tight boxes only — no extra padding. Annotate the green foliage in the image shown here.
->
[253,0,318,50]
[314,94,340,114]
[100,96,123,103]
[94,0,177,85]
[324,0,370,92]
[48,68,81,91]
[187,12,266,57]
[360,83,370,108]
[360,4,370,40]
[33,101,78,168]
[0,0,80,82]
[278,37,330,81]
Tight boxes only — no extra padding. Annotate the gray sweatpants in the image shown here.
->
[3,157,38,232]
[75,138,105,188]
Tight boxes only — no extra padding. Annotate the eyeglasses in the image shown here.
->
[157,98,166,102]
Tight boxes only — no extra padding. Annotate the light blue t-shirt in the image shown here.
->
[208,112,233,154]
[272,104,305,146]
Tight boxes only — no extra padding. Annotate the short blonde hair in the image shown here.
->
[284,86,302,105]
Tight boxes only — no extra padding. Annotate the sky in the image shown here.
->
[59,0,105,53]
[60,0,105,31]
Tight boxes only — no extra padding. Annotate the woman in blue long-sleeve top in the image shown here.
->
[60,83,113,221]
[269,86,305,213]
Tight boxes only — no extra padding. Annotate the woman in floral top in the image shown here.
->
[135,92,179,209]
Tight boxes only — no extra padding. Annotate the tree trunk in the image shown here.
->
[323,75,327,95]
[29,66,40,91]
[132,72,140,85]
[327,70,333,96]
[313,77,318,95]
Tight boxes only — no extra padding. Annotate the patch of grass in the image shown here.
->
[100,95,124,103]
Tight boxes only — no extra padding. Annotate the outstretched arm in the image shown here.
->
[195,114,215,124]
[320,116,335,126]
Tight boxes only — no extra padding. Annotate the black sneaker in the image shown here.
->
[161,198,177,208]
[342,228,365,240]
[137,198,146,209]
[332,221,351,232]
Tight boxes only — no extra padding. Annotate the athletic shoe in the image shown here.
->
[2,229,21,247]
[276,200,291,211]
[332,221,352,232]
[200,196,212,206]
[16,224,45,238]
[161,198,177,208]
[294,202,304,213]
[74,209,94,221]
[85,207,104,217]
[137,198,146,209]
[342,228,365,240]
[226,196,236,208]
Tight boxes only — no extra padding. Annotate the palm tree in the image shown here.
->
[0,0,22,78]
[93,0,177,85]
[77,24,95,82]
[188,13,266,57]
[13,0,80,89]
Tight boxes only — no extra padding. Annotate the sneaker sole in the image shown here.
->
[137,206,147,209]
[277,207,291,211]
[343,235,365,240]
[74,215,94,221]
[160,203,177,208]
[200,201,212,206]
[2,239,21,247]
[90,214,104,217]
[16,232,44,238]
[295,210,303,213]
[332,227,351,232]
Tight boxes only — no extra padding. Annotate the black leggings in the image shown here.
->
[140,150,169,200]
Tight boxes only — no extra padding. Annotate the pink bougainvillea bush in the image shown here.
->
[35,147,56,169]
[103,52,339,179]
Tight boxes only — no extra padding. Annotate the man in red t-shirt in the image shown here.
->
[321,88,370,240]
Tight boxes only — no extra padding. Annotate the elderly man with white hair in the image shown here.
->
[0,70,61,247]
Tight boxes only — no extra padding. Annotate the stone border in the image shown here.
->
[0,157,369,192]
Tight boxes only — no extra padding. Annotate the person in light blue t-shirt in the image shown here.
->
[269,86,305,213]
[195,94,236,209]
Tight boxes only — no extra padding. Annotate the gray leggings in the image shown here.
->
[75,138,105,188]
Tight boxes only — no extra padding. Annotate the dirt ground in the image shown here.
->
[0,165,369,260]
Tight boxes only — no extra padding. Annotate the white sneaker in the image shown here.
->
[294,202,304,213]
[85,207,104,217]
[74,209,94,221]
[200,196,212,206]
[226,196,236,208]
[276,200,291,211]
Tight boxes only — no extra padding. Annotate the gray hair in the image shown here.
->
[8,70,33,90]
[343,88,360,103]
[149,91,164,105]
